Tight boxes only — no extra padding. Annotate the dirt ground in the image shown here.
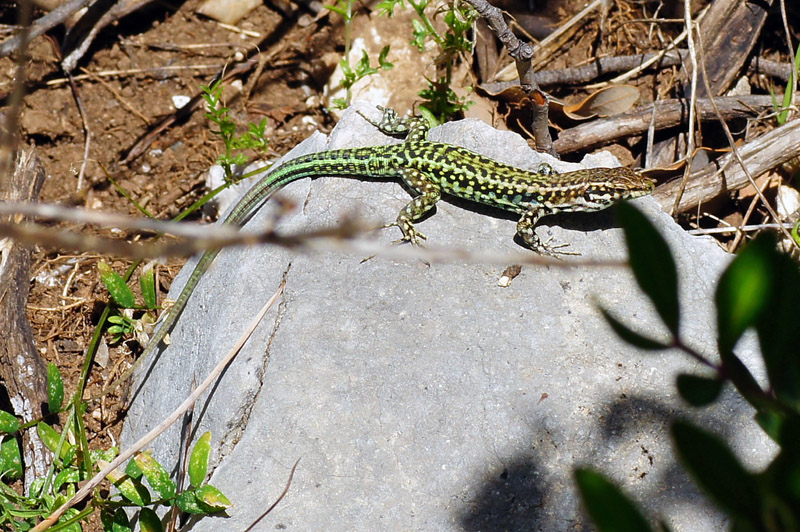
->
[7,0,344,442]
[1,0,796,528]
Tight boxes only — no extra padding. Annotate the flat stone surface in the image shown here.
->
[122,103,774,531]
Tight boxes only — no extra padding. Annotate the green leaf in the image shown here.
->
[754,409,783,443]
[125,456,143,480]
[716,233,800,407]
[1,436,22,479]
[47,363,64,413]
[113,474,151,507]
[718,348,767,411]
[671,420,761,522]
[0,410,19,434]
[189,432,212,488]
[339,58,354,81]
[101,508,132,532]
[53,467,80,492]
[37,422,72,460]
[410,18,427,51]
[98,261,136,308]
[55,507,84,532]
[777,43,800,124]
[175,490,206,514]
[715,234,773,353]
[676,374,723,407]
[355,50,377,78]
[574,468,654,532]
[378,45,393,70]
[615,202,680,336]
[323,3,348,16]
[599,307,671,350]
[138,508,163,532]
[752,245,800,407]
[135,452,176,500]
[176,486,231,514]
[762,415,800,508]
[195,484,232,511]
[90,447,118,463]
[140,262,157,310]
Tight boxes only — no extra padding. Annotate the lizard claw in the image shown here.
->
[360,222,429,264]
[536,235,580,258]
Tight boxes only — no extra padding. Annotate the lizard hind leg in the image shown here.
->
[386,167,441,246]
[358,106,431,142]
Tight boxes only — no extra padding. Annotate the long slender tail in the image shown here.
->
[110,146,393,396]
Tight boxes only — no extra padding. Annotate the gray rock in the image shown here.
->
[122,103,774,531]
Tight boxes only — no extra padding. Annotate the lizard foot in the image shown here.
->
[534,235,580,258]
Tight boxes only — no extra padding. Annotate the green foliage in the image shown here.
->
[200,80,269,180]
[582,203,800,530]
[134,452,176,500]
[417,80,473,125]
[675,374,723,407]
[189,432,212,487]
[98,261,136,309]
[105,315,137,345]
[139,262,157,310]
[0,411,231,532]
[615,202,679,335]
[326,0,394,109]
[0,436,22,479]
[771,42,800,125]
[331,46,394,110]
[47,363,65,414]
[377,0,476,121]
[0,411,19,434]
[0,361,228,530]
[574,469,654,532]
[97,261,159,345]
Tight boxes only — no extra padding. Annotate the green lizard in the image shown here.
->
[136,106,654,371]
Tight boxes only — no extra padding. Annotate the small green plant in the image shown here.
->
[576,203,800,531]
[325,0,394,109]
[98,261,157,345]
[331,46,394,110]
[770,42,800,125]
[0,363,230,531]
[378,0,476,122]
[200,81,269,180]
[103,432,230,529]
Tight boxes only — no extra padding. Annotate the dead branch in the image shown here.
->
[0,148,50,489]
[652,119,800,214]
[553,94,796,154]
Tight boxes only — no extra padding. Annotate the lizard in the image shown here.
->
[132,106,655,378]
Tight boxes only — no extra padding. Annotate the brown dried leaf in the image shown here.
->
[559,86,640,120]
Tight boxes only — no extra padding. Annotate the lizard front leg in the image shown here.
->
[392,167,441,246]
[516,207,574,257]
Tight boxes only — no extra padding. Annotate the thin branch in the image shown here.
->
[461,0,553,154]
[729,174,776,251]
[66,72,91,192]
[0,0,93,58]
[480,51,792,91]
[687,222,797,235]
[652,118,800,214]
[0,200,634,269]
[242,458,300,532]
[671,0,699,216]
[554,94,792,154]
[694,31,797,250]
[0,0,34,180]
